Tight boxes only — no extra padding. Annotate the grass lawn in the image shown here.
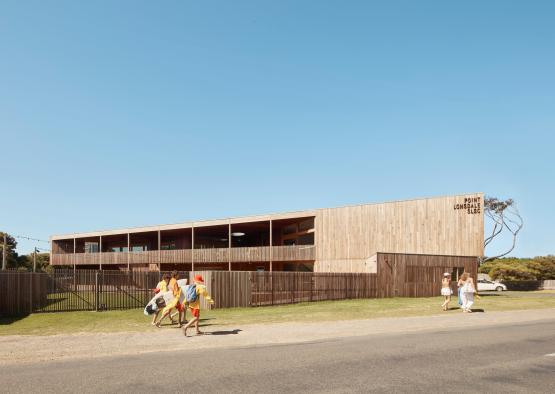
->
[1,291,554,336]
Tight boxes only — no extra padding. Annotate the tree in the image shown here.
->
[0,231,19,269]
[478,255,555,281]
[481,196,523,265]
[528,255,555,280]
[17,252,50,272]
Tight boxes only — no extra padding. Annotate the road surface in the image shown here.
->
[1,318,554,393]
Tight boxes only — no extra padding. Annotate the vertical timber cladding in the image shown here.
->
[314,193,484,273]
[377,253,478,298]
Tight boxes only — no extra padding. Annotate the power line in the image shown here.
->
[13,235,49,243]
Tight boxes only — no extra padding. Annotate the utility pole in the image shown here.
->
[2,233,6,271]
[33,247,37,272]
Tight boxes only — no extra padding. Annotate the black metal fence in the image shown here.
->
[0,270,189,316]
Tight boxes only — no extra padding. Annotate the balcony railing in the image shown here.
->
[160,249,193,263]
[193,248,229,263]
[51,244,316,266]
[273,245,315,261]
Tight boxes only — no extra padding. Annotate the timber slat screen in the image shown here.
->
[249,272,378,306]
[0,271,49,316]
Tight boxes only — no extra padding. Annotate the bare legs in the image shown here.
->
[441,295,450,311]
[182,314,201,336]
[151,310,160,325]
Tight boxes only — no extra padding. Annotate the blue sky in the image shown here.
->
[1,1,553,257]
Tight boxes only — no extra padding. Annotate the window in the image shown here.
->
[84,242,99,253]
[451,267,465,281]
[111,247,128,252]
[161,241,176,250]
[131,245,148,252]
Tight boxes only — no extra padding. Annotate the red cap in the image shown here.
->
[194,274,204,284]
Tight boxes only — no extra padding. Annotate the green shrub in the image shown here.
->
[480,255,555,281]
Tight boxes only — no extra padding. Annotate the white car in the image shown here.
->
[477,279,507,292]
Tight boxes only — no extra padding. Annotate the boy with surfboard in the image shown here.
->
[182,274,214,336]
[155,271,187,327]
[150,273,170,325]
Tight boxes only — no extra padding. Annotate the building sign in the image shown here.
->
[454,196,481,215]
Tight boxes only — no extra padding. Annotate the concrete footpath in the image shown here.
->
[1,308,554,365]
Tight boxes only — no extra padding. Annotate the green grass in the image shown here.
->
[1,291,554,336]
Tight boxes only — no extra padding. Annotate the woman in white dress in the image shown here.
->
[460,273,477,312]
[440,273,452,311]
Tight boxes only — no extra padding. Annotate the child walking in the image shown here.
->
[440,272,452,311]
[155,272,187,327]
[182,275,214,336]
[151,273,170,326]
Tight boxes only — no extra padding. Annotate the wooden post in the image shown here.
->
[269,219,273,272]
[73,238,77,292]
[158,230,161,271]
[191,225,195,272]
[2,233,6,271]
[99,236,102,270]
[95,272,99,311]
[33,247,37,272]
[228,222,231,272]
[29,273,33,313]
[17,273,20,314]
[127,233,130,271]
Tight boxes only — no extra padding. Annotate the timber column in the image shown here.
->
[158,230,161,271]
[228,222,231,271]
[191,224,195,272]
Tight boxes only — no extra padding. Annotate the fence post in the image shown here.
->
[17,273,20,315]
[308,273,314,302]
[270,272,274,306]
[95,272,99,312]
[29,273,33,314]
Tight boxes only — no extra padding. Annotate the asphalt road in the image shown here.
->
[2,320,554,393]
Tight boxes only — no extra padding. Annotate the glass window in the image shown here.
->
[161,241,176,250]
[84,242,99,253]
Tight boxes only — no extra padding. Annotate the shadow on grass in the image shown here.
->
[469,309,485,313]
[476,293,504,297]
[0,316,28,325]
[208,329,242,336]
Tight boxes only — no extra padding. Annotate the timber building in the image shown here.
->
[50,193,484,273]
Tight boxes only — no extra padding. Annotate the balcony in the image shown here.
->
[51,245,315,266]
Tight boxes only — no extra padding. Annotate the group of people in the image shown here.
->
[151,271,214,336]
[441,272,478,312]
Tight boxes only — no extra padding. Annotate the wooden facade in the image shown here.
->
[50,193,483,274]
[315,194,484,272]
